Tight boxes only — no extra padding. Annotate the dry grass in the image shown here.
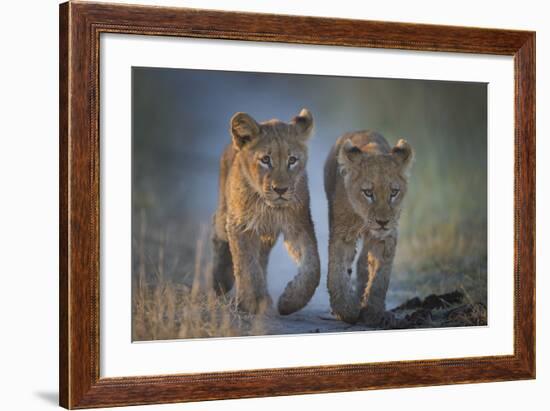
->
[443,302,488,327]
[392,215,487,308]
[131,214,265,341]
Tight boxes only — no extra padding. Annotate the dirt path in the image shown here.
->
[262,290,487,336]
[265,307,375,335]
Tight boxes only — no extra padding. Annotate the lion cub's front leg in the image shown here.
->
[226,227,273,314]
[357,234,397,327]
[327,235,361,324]
[278,218,321,315]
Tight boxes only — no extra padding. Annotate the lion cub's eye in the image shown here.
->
[390,188,400,198]
[362,189,374,199]
[288,156,298,167]
[260,155,271,165]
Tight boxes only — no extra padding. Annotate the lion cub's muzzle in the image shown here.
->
[265,183,294,207]
[369,219,397,238]
[375,219,390,230]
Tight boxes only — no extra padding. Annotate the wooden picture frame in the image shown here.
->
[59,1,535,408]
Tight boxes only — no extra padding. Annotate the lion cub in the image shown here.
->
[212,109,321,315]
[324,131,413,325]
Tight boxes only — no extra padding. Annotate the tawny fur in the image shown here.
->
[212,109,321,315]
[324,131,414,325]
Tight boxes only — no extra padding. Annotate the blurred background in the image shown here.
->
[132,67,487,337]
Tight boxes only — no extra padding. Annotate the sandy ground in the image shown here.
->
[264,307,374,335]
[262,237,407,335]
[260,292,484,336]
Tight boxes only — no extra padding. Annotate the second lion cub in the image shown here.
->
[324,131,414,325]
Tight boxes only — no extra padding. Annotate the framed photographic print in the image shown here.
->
[59,1,535,408]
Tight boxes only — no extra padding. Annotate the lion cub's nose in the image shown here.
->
[273,186,288,196]
[376,219,390,229]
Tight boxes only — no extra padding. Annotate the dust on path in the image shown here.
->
[261,290,487,336]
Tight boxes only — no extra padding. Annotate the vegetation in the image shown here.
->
[131,69,488,340]
[132,216,265,341]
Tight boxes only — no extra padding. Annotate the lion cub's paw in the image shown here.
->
[360,308,399,329]
[237,295,273,315]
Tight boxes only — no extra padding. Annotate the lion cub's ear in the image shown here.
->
[230,112,261,150]
[291,108,314,141]
[338,139,363,175]
[391,139,414,176]
[339,139,363,164]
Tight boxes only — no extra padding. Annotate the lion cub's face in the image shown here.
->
[338,138,414,237]
[230,109,314,208]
